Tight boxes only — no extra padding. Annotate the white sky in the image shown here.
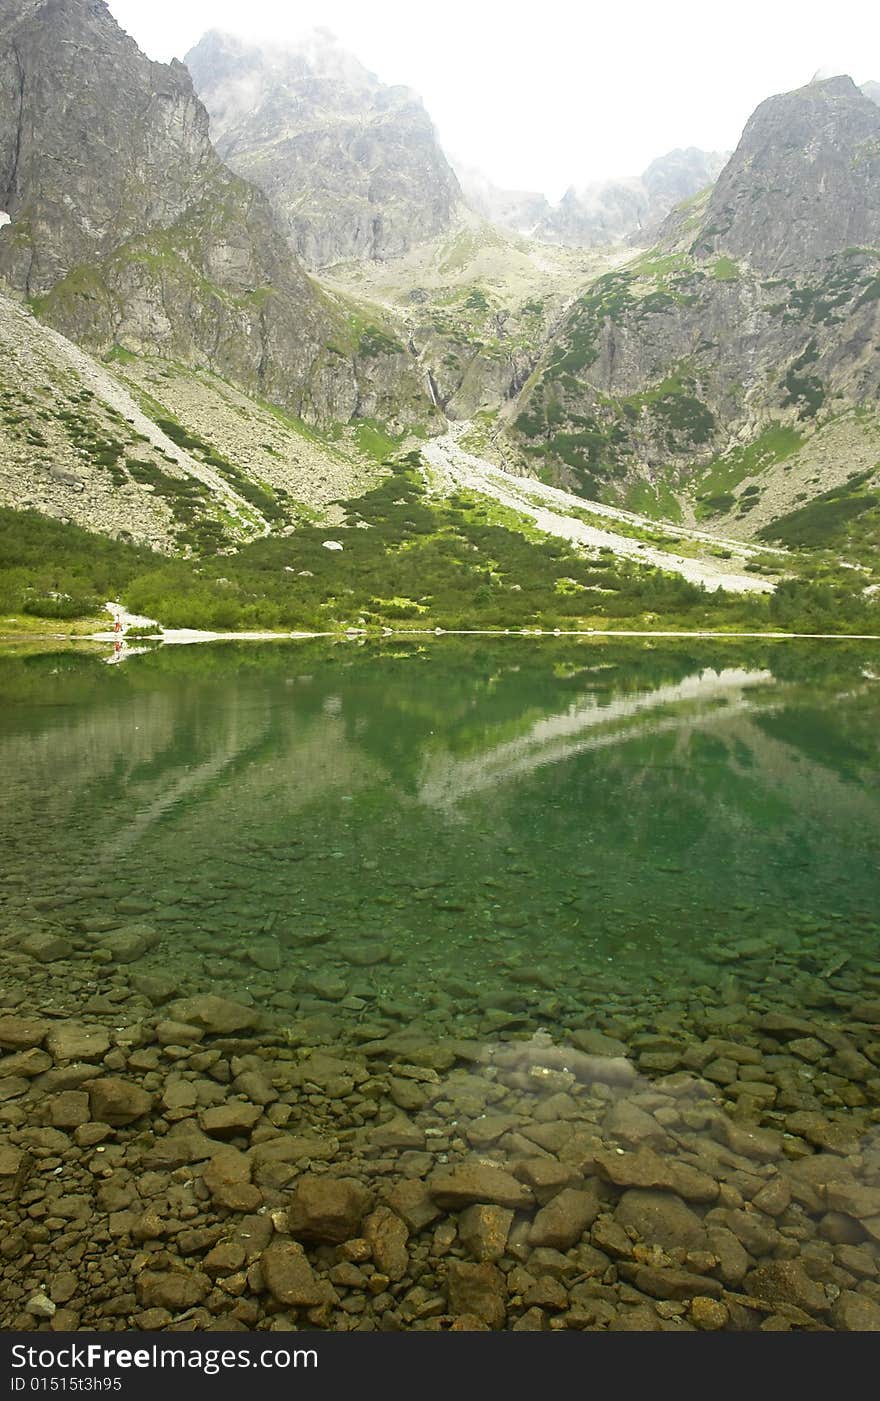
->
[109,0,880,199]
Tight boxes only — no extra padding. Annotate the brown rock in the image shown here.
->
[0,1048,52,1077]
[830,1290,880,1331]
[623,1264,723,1301]
[156,1020,205,1046]
[200,1103,263,1138]
[21,931,73,962]
[167,996,259,1035]
[430,1163,535,1210]
[513,1157,581,1203]
[363,1206,409,1281]
[690,1296,729,1330]
[744,1260,828,1316]
[604,1100,670,1149]
[87,1078,152,1125]
[785,1111,861,1156]
[713,1118,783,1161]
[262,1242,335,1307]
[287,1176,372,1244]
[528,1184,603,1250]
[824,1181,880,1218]
[706,1225,750,1288]
[752,1176,791,1218]
[48,1091,91,1129]
[594,1149,719,1203]
[615,1189,707,1254]
[386,1179,442,1233]
[136,1270,210,1311]
[0,1016,49,1049]
[0,1144,23,1177]
[522,1276,568,1311]
[458,1204,513,1262]
[446,1261,506,1328]
[203,1148,262,1212]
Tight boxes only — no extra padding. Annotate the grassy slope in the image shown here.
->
[2,451,879,636]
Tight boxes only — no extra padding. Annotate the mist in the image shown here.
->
[110,0,880,199]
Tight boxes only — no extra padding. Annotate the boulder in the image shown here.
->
[430,1163,535,1210]
[615,1189,708,1254]
[262,1242,335,1307]
[46,1024,111,1062]
[167,996,259,1035]
[287,1176,372,1244]
[87,1078,152,1125]
[446,1261,506,1328]
[593,1148,719,1203]
[528,1185,603,1250]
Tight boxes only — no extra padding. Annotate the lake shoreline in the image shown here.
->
[2,625,880,649]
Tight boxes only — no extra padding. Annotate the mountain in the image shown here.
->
[0,0,432,429]
[452,163,552,239]
[694,76,880,273]
[186,29,463,271]
[862,80,880,106]
[507,76,880,539]
[460,149,727,248]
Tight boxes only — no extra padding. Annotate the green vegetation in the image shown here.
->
[782,340,825,418]
[711,257,740,282]
[357,326,406,359]
[617,474,684,523]
[757,470,880,549]
[693,425,804,519]
[0,463,771,636]
[3,459,879,636]
[0,510,157,622]
[153,414,288,527]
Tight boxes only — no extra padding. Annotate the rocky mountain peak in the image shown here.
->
[694,75,880,272]
[185,28,462,270]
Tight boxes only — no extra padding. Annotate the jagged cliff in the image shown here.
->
[0,0,433,430]
[508,77,880,525]
[186,29,463,271]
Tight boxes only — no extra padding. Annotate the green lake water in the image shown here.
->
[1,637,879,1041]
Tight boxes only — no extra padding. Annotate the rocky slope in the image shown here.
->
[507,77,880,530]
[186,29,463,271]
[0,290,379,551]
[0,0,433,431]
[327,211,623,421]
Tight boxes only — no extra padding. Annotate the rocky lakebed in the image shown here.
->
[3,911,880,1335]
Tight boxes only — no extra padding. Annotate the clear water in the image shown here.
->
[2,637,879,1042]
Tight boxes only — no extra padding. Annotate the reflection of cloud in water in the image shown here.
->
[418,668,775,810]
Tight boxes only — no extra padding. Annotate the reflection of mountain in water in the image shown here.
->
[0,644,878,940]
[417,667,775,810]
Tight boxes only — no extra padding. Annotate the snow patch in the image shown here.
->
[0,212,10,231]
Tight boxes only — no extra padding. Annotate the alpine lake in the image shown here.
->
[1,635,880,1332]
